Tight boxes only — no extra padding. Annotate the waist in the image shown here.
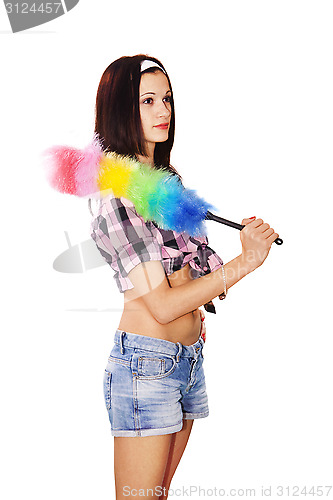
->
[114,329,204,357]
[119,263,202,344]
[119,302,201,345]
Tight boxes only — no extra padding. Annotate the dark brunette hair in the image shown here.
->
[94,54,180,177]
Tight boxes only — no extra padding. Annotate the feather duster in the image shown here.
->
[43,134,216,237]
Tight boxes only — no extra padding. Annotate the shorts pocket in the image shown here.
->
[103,370,112,411]
[136,354,176,380]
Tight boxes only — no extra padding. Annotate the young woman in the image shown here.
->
[88,54,279,499]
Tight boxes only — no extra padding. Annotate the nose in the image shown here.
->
[156,99,171,118]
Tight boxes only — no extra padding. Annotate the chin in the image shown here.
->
[153,132,169,142]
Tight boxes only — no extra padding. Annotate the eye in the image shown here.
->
[142,97,153,104]
[163,95,172,103]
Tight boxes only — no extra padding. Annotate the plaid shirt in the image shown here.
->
[90,195,224,309]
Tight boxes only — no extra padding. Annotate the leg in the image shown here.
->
[160,419,194,499]
[114,433,172,499]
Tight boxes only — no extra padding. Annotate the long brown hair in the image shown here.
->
[94,54,181,178]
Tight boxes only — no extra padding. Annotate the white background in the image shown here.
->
[1,1,332,499]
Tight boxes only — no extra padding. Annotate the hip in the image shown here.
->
[103,330,208,436]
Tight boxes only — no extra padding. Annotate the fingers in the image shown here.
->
[241,217,256,225]
[199,308,206,341]
[251,218,264,228]
[266,231,280,245]
[242,217,266,229]
[241,217,279,245]
[242,218,276,235]
[259,225,279,244]
[263,227,274,238]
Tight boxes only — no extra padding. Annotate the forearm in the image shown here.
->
[161,254,251,324]
[126,216,278,324]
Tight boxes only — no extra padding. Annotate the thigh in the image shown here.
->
[161,419,194,496]
[114,434,173,499]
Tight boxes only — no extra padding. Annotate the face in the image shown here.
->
[139,70,172,148]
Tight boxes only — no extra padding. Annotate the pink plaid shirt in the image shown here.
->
[90,194,223,299]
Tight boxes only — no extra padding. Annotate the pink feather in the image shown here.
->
[75,134,103,197]
[42,133,103,197]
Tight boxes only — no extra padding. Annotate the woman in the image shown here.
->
[90,55,278,498]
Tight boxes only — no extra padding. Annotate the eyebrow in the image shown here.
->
[140,90,172,97]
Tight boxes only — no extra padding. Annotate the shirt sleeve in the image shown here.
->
[90,196,163,282]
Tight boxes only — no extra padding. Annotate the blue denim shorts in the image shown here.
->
[103,329,209,437]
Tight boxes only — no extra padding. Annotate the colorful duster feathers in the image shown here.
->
[43,134,216,237]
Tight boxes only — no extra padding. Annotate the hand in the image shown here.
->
[199,308,206,342]
[240,217,279,273]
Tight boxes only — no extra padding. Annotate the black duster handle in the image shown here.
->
[205,211,283,245]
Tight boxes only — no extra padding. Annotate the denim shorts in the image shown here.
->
[103,329,209,437]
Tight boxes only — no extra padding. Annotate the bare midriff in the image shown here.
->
[118,263,201,346]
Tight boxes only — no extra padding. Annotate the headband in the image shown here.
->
[140,59,166,74]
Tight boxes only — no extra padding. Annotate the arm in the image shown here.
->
[126,216,279,324]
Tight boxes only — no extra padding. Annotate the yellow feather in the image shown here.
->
[97,153,134,197]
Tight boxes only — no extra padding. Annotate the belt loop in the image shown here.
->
[176,342,182,363]
[120,331,125,354]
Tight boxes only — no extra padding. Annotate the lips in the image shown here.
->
[154,123,169,129]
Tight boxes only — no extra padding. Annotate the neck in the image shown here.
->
[137,141,155,166]
[136,154,153,166]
